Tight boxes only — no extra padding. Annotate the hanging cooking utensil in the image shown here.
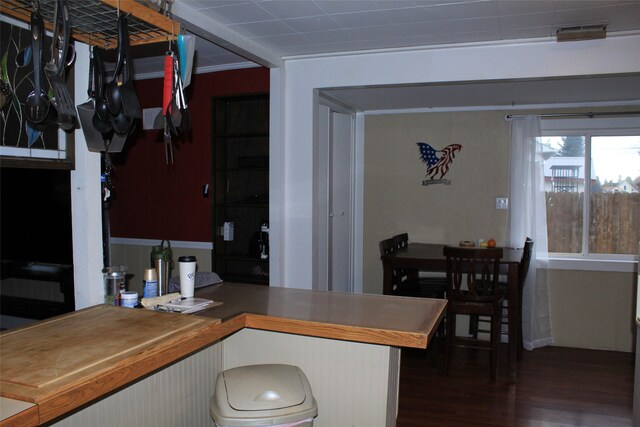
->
[154,50,173,130]
[110,102,134,135]
[106,14,125,115]
[92,47,113,134]
[78,48,103,151]
[78,49,127,152]
[107,13,140,121]
[158,51,174,164]
[164,120,173,164]
[176,64,190,131]
[168,54,181,129]
[109,14,138,135]
[118,13,142,120]
[25,7,57,126]
[45,0,76,118]
[177,34,195,88]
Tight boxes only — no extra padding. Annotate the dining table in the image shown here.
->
[381,242,523,383]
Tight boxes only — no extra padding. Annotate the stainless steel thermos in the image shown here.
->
[150,240,172,296]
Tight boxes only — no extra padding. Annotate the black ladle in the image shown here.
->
[111,103,133,135]
[106,13,127,116]
[92,48,112,134]
[110,15,133,135]
[25,9,57,125]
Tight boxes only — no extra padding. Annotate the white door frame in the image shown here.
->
[315,94,358,293]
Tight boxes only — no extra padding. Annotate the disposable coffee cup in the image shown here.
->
[178,256,197,298]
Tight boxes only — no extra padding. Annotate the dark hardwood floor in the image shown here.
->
[397,341,634,426]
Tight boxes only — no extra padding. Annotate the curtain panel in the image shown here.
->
[507,115,553,350]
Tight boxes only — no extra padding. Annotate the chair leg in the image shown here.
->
[437,310,447,339]
[518,292,524,360]
[443,311,455,377]
[490,306,502,383]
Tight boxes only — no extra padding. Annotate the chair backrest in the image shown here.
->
[443,246,503,302]
[380,234,412,294]
[393,233,409,250]
[379,236,397,256]
[519,238,534,287]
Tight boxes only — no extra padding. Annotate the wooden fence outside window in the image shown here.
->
[546,192,640,254]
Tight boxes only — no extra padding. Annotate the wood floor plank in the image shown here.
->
[397,343,633,426]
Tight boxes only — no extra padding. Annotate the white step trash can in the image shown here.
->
[210,364,318,427]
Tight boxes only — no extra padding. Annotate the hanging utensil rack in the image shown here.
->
[0,0,178,49]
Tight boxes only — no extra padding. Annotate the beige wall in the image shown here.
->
[548,269,636,351]
[364,111,511,293]
[363,111,637,352]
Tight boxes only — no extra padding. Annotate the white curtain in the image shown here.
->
[506,115,553,350]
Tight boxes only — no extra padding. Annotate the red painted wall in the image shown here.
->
[109,67,270,242]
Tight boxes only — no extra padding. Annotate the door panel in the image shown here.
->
[329,112,353,292]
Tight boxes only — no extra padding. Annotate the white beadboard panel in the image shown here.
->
[221,328,397,427]
[110,238,214,250]
[386,347,400,427]
[52,342,223,427]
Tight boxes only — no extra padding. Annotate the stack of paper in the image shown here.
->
[156,297,220,314]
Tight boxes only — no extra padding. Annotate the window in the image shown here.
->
[541,117,640,257]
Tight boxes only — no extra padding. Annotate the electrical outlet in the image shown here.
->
[496,197,509,210]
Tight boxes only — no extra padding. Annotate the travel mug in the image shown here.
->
[178,256,197,298]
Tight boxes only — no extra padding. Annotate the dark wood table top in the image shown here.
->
[383,243,523,266]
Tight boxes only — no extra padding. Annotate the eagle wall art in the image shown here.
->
[416,142,462,185]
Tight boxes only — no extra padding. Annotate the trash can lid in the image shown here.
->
[223,364,307,411]
[211,364,318,426]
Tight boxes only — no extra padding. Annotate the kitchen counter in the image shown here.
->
[0,305,222,426]
[0,283,446,427]
[194,282,444,348]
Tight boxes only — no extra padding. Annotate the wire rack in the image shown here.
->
[0,0,178,49]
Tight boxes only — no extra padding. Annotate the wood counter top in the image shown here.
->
[195,283,446,349]
[0,305,221,425]
[0,284,445,426]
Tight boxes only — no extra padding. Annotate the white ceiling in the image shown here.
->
[132,0,640,110]
[321,75,640,111]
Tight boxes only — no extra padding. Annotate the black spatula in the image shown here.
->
[44,0,76,117]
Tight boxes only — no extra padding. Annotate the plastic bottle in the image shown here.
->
[143,268,159,298]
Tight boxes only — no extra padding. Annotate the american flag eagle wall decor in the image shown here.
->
[416,142,462,186]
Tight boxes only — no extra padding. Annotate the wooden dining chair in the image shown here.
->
[385,233,446,299]
[470,238,534,357]
[443,246,504,383]
[379,236,412,295]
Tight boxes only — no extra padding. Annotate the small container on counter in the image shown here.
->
[103,266,127,305]
[120,291,139,308]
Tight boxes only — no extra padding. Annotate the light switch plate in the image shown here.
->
[496,197,509,210]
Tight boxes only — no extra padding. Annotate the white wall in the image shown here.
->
[71,43,104,309]
[276,34,640,290]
